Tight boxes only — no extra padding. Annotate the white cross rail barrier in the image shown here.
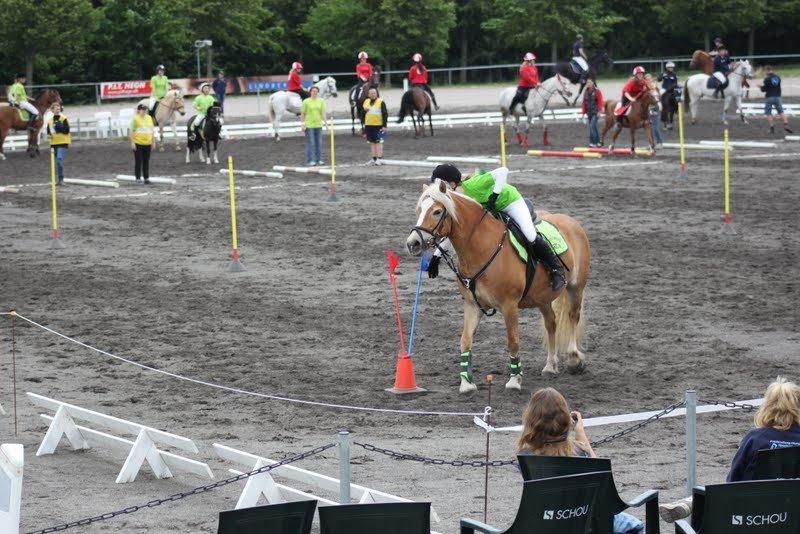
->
[379,159,438,168]
[273,165,333,176]
[661,142,732,151]
[699,140,776,149]
[0,444,23,534]
[63,178,119,188]
[28,392,214,484]
[213,442,440,524]
[740,102,797,117]
[787,135,799,141]
[220,169,284,179]
[115,174,177,185]
[0,187,20,194]
[427,156,501,165]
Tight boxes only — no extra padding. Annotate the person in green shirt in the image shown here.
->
[149,65,169,112]
[427,163,566,290]
[300,86,326,165]
[8,73,39,130]
[188,83,216,141]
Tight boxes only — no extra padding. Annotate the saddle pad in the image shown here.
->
[509,219,569,262]
[17,108,29,121]
[569,61,582,74]
[614,101,630,117]
[706,76,729,90]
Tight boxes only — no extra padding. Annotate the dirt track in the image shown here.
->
[1,103,799,532]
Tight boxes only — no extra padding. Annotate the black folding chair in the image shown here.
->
[676,479,800,533]
[217,499,316,533]
[319,501,431,534]
[460,471,609,533]
[753,446,800,480]
[517,454,659,533]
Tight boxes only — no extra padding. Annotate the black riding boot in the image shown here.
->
[530,235,566,291]
[27,114,38,131]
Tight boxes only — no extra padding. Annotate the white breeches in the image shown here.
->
[19,101,38,116]
[572,57,589,71]
[149,96,158,109]
[713,72,726,84]
[503,198,537,242]
[191,113,205,128]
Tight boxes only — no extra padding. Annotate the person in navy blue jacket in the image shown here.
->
[660,377,800,523]
[760,66,793,134]
[711,46,733,98]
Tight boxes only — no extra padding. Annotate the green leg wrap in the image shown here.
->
[460,351,473,382]
[508,356,522,377]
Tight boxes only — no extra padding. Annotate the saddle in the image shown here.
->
[613,101,632,117]
[707,76,729,91]
[495,209,537,299]
[569,60,584,74]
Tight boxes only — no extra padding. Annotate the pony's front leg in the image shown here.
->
[502,306,522,391]
[523,115,532,149]
[205,140,212,165]
[738,96,748,123]
[540,304,559,376]
[212,141,219,164]
[173,120,181,151]
[158,126,165,152]
[458,301,483,394]
[185,146,191,164]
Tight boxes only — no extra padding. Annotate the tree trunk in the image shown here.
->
[459,25,468,84]
[551,42,557,64]
[25,51,34,87]
[748,28,755,58]
[703,29,710,51]
[206,47,213,78]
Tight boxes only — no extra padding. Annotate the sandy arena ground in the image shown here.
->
[1,100,799,533]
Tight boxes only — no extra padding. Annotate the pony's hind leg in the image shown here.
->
[458,301,482,393]
[502,306,522,391]
[540,303,559,376]
[565,286,586,373]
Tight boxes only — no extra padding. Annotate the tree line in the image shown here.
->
[0,0,797,87]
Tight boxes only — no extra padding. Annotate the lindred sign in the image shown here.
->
[100,81,150,99]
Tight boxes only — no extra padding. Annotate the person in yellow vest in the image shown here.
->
[129,104,155,184]
[362,87,387,165]
[46,102,70,185]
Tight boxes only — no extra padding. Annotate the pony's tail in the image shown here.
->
[397,91,411,124]
[541,289,586,357]
[683,85,691,108]
[266,96,274,121]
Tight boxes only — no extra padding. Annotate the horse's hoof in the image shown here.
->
[541,365,558,377]
[505,375,522,391]
[175,146,182,152]
[567,360,586,374]
[159,146,165,152]
[459,378,477,394]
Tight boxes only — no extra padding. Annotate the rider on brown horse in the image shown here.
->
[408,53,439,110]
[616,66,649,122]
[8,73,39,130]
[426,163,566,291]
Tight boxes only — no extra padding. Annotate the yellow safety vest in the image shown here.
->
[48,114,71,146]
[131,114,154,146]
[363,97,384,126]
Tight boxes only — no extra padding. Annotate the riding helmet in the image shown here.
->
[156,64,165,72]
[431,163,462,185]
[292,61,303,70]
[633,66,646,75]
[358,51,368,59]
[15,73,26,79]
[665,61,675,69]
[412,53,423,62]
[576,34,583,40]
[524,52,536,61]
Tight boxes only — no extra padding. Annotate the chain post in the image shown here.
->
[483,375,493,524]
[338,431,351,504]
[685,390,697,497]
[11,310,18,435]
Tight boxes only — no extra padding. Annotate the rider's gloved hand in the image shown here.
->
[427,256,440,279]
[486,192,499,212]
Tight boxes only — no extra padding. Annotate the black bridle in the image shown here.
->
[412,203,505,316]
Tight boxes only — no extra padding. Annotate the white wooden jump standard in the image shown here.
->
[218,169,284,179]
[212,443,440,523]
[116,174,177,185]
[28,392,213,483]
[63,178,119,188]
[699,140,776,149]
[0,444,23,534]
[377,159,438,168]
[661,142,732,151]
[0,187,19,194]
[272,165,333,176]
[427,156,501,165]
[787,135,799,142]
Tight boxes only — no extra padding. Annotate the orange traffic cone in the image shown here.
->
[386,351,426,394]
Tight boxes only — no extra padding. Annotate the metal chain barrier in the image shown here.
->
[25,443,337,534]
[353,441,516,467]
[590,400,687,448]
[700,399,759,411]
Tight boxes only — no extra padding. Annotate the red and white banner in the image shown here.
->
[100,81,150,99]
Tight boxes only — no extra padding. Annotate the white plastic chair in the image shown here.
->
[94,111,112,138]
[116,108,135,137]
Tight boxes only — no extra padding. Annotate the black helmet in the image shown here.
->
[15,73,26,79]
[431,163,462,185]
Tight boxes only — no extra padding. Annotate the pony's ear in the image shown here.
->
[438,179,447,194]
[421,183,427,192]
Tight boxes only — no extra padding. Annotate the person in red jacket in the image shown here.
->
[509,52,540,114]
[408,53,439,110]
[615,66,648,122]
[356,51,374,84]
[580,78,604,146]
[288,61,309,100]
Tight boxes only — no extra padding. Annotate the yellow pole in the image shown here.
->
[227,156,245,270]
[49,149,60,241]
[327,116,339,201]
[500,122,507,167]
[677,101,687,179]
[723,128,731,223]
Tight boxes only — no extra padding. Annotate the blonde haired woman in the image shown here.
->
[660,377,800,522]
[517,388,643,533]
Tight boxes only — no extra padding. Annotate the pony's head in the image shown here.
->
[738,59,753,78]
[406,179,459,256]
[318,76,338,98]
[168,89,186,115]
[208,104,223,126]
[35,89,62,108]
[592,50,613,69]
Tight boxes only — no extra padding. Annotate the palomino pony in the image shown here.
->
[499,75,573,148]
[397,87,433,138]
[600,82,659,152]
[266,77,338,140]
[554,50,614,104]
[185,104,223,165]
[685,60,753,125]
[406,180,592,393]
[137,89,186,152]
[348,67,382,135]
[0,89,61,159]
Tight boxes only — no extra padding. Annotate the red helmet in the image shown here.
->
[523,52,536,61]
[632,66,645,75]
[292,61,303,70]
[358,51,368,59]
[412,53,422,62]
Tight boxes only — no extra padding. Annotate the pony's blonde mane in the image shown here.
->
[418,180,460,223]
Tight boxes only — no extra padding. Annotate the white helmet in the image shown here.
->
[523,52,536,61]
[358,51,368,59]
[200,82,210,90]
[292,61,303,70]
[633,66,646,75]
[156,64,165,72]
[665,61,675,69]
[412,53,422,62]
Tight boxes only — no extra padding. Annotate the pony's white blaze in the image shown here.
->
[416,196,434,227]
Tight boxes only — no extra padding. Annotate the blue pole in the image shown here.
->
[407,253,429,355]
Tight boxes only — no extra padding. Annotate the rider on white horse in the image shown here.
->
[288,61,309,101]
[711,46,733,99]
[149,65,169,115]
[188,83,215,141]
[8,73,39,130]
[509,52,540,115]
[571,34,590,83]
